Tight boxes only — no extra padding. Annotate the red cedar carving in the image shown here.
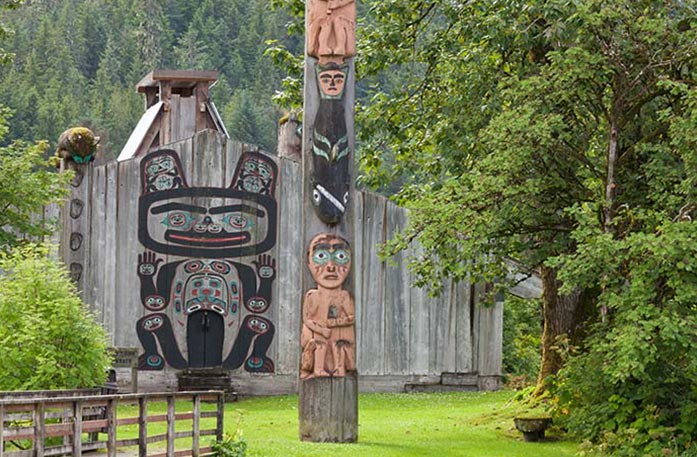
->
[307,0,356,64]
[300,233,356,379]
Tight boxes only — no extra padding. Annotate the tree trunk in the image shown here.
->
[533,265,581,397]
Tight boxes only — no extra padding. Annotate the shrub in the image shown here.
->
[0,244,111,390]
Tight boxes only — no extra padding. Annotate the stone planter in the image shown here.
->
[513,417,552,442]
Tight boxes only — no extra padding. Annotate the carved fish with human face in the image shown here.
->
[311,63,351,225]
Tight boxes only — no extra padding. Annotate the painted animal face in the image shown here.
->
[308,234,351,289]
[139,150,277,258]
[172,259,241,319]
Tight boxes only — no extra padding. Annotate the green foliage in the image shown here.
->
[0,0,301,157]
[550,221,697,455]
[212,411,247,457]
[0,244,111,390]
[0,108,70,250]
[502,297,541,384]
[358,0,697,453]
[212,431,247,457]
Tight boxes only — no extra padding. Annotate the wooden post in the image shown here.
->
[192,395,201,457]
[35,402,45,456]
[106,399,116,457]
[0,403,4,457]
[72,401,83,456]
[216,393,224,443]
[299,0,358,443]
[59,161,92,300]
[138,397,148,457]
[166,396,175,456]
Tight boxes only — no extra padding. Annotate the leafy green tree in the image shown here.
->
[0,244,111,390]
[357,0,697,452]
[0,109,70,249]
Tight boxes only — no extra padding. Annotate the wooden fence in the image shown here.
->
[0,390,224,457]
[56,129,502,393]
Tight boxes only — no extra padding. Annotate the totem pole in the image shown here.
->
[57,127,99,297]
[299,0,358,442]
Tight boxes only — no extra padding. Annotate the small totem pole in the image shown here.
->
[299,0,358,442]
[56,127,99,297]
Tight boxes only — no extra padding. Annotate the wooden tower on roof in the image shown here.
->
[117,70,229,161]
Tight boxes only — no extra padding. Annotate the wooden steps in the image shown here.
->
[404,372,480,393]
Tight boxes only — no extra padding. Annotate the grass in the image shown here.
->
[227,390,581,457]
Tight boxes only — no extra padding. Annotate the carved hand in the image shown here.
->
[327,314,355,328]
[138,251,163,277]
[253,254,276,280]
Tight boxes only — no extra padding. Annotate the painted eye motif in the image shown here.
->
[244,160,257,173]
[165,212,189,227]
[224,214,249,230]
[333,249,350,265]
[313,249,330,265]
[184,260,204,273]
[312,189,321,206]
[212,262,231,274]
[159,158,174,171]
[209,279,221,288]
[146,163,159,175]
[257,162,272,179]
[258,322,268,331]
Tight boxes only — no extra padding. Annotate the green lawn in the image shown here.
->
[230,391,581,457]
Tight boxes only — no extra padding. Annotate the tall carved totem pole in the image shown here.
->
[299,0,358,442]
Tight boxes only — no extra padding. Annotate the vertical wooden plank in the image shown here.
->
[455,278,473,372]
[0,404,4,457]
[87,165,106,323]
[192,129,225,188]
[103,162,118,342]
[351,192,364,372]
[166,397,175,456]
[359,193,386,375]
[73,401,82,456]
[35,403,45,456]
[409,245,430,375]
[192,396,201,457]
[170,95,181,143]
[384,202,410,374]
[427,276,452,374]
[216,394,224,442]
[0,403,4,457]
[114,158,142,347]
[138,397,147,457]
[442,281,458,372]
[106,399,116,457]
[275,158,303,374]
[180,96,197,140]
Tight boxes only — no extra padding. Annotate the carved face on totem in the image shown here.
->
[138,150,277,258]
[317,65,347,99]
[308,233,351,290]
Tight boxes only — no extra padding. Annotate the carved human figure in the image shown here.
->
[307,0,356,64]
[300,233,355,379]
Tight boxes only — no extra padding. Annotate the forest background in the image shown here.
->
[0,0,299,157]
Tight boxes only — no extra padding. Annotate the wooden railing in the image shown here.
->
[0,391,224,457]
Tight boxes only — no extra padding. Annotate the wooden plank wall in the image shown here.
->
[76,130,491,389]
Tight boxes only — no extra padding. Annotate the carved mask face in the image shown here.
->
[308,234,351,289]
[316,63,348,100]
[318,69,346,98]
